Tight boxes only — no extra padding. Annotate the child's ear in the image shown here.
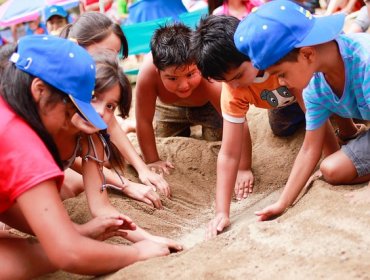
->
[30,78,47,103]
[299,47,315,62]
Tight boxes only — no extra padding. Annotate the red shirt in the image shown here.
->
[0,97,64,213]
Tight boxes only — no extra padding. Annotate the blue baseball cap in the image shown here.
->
[234,0,345,70]
[44,5,68,22]
[10,35,107,130]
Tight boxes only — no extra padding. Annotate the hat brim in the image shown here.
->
[69,95,107,130]
[295,13,345,48]
[46,11,68,22]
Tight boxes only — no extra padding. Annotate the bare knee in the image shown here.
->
[320,159,342,185]
[320,148,360,185]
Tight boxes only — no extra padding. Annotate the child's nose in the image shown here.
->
[95,104,105,117]
[178,80,190,90]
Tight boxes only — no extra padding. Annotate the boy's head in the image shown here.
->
[151,22,202,98]
[191,15,250,81]
[234,0,345,70]
[44,5,68,35]
[151,22,194,71]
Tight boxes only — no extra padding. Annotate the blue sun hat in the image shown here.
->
[10,35,107,130]
[44,5,68,22]
[234,0,345,70]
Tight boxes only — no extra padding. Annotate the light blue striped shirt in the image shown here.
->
[304,33,370,131]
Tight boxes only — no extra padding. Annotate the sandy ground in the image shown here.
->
[38,102,370,280]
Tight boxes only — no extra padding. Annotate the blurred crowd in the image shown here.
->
[0,0,368,46]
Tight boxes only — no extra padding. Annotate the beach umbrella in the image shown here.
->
[0,0,79,27]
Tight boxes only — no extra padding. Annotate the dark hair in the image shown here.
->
[191,15,250,81]
[150,22,194,71]
[91,50,132,174]
[0,43,16,77]
[1,61,65,169]
[59,12,128,59]
[208,0,224,14]
[92,50,132,119]
[275,48,300,65]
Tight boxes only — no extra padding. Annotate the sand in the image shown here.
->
[37,103,370,280]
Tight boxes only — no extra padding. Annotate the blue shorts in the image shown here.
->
[342,130,370,177]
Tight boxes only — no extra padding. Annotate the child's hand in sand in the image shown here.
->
[255,201,287,221]
[148,160,175,176]
[78,214,137,240]
[122,180,163,209]
[206,212,230,240]
[345,184,370,204]
[132,240,172,260]
[148,235,183,253]
[235,169,254,200]
[138,167,171,198]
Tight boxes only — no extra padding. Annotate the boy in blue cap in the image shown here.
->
[44,5,68,35]
[235,0,370,220]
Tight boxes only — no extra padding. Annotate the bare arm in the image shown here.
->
[16,181,168,275]
[238,120,252,171]
[232,120,254,201]
[109,116,151,172]
[109,116,170,196]
[256,124,327,220]
[81,134,118,217]
[135,58,161,164]
[77,135,181,249]
[206,120,244,239]
[216,121,245,214]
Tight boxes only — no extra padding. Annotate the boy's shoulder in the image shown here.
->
[136,54,162,89]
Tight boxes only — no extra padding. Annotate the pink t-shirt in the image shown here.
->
[212,0,263,19]
[0,97,64,213]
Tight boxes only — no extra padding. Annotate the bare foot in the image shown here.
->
[345,184,370,204]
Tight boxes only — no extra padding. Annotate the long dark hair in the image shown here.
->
[59,12,128,59]
[1,62,64,169]
[93,50,132,119]
[92,50,133,174]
